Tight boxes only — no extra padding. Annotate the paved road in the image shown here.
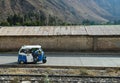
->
[0,52,120,67]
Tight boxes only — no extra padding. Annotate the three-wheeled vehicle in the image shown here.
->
[18,45,47,64]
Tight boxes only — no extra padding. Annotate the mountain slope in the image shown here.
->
[0,0,119,23]
[95,0,120,20]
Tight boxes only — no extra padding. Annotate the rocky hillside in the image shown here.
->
[95,0,120,20]
[0,0,119,24]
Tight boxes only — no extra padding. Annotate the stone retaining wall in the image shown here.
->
[0,36,120,52]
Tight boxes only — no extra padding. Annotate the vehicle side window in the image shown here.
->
[20,49,26,53]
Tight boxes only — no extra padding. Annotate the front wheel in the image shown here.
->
[42,59,47,63]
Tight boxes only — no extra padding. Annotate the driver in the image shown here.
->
[32,49,42,63]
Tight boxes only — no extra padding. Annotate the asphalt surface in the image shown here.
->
[0,52,120,67]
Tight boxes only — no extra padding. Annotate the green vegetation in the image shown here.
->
[0,11,65,26]
[0,12,120,26]
[82,19,96,25]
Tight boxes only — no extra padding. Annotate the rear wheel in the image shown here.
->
[42,59,47,63]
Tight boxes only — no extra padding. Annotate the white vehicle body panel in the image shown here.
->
[26,54,33,62]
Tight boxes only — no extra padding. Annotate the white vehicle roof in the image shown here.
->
[21,45,41,49]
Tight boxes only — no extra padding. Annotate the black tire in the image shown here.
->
[42,59,47,63]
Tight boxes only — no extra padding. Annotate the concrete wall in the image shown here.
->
[96,37,120,51]
[0,36,120,52]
